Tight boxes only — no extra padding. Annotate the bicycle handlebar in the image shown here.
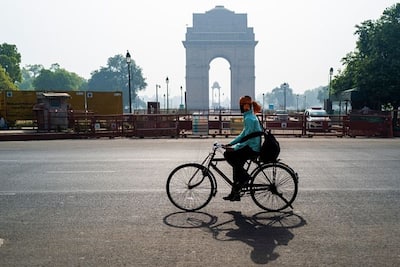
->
[213,142,224,149]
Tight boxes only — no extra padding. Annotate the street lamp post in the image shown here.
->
[180,86,184,109]
[165,77,169,113]
[156,84,160,108]
[328,67,334,114]
[262,93,265,112]
[126,50,132,113]
[180,86,183,106]
[283,83,288,111]
[329,67,333,100]
[163,94,166,111]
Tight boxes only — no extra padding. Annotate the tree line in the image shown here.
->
[1,3,399,111]
[0,45,147,111]
[332,3,400,110]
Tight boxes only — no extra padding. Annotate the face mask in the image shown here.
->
[240,104,251,113]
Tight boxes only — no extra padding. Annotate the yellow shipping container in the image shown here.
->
[0,91,38,123]
[0,90,123,125]
[68,91,123,115]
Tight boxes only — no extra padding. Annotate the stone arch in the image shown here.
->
[183,5,258,110]
[209,56,231,109]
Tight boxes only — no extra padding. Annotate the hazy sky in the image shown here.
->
[2,0,398,102]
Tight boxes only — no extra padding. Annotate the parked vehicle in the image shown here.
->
[273,110,289,121]
[305,107,331,131]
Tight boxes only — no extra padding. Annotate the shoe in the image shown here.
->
[223,193,233,200]
[229,194,241,201]
[223,192,241,201]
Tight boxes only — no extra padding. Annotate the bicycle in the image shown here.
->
[166,142,299,212]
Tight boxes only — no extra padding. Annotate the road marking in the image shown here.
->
[46,170,116,174]
[0,158,177,163]
[0,192,16,196]
[0,238,4,247]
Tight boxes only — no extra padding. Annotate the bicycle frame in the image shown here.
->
[167,142,299,211]
[194,144,264,195]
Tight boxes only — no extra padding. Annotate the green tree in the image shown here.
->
[316,86,328,103]
[0,66,17,90]
[266,84,296,110]
[305,87,326,108]
[88,54,147,112]
[0,43,21,83]
[17,64,44,90]
[332,4,400,109]
[33,64,87,91]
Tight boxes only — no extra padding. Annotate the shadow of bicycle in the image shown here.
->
[163,210,307,264]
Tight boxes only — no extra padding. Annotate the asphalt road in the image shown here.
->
[0,137,399,266]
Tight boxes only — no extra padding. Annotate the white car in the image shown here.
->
[305,108,331,131]
[273,110,289,121]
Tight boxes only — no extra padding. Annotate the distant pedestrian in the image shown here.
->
[0,115,7,129]
[360,105,371,115]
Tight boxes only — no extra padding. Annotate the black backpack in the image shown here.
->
[260,130,280,163]
[240,129,280,163]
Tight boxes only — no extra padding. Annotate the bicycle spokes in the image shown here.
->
[251,163,298,212]
[167,163,214,211]
[188,168,207,189]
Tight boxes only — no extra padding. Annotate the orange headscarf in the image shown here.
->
[239,96,262,113]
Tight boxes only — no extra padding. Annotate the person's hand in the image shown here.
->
[223,144,233,151]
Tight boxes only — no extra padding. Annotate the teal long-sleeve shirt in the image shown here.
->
[229,110,262,152]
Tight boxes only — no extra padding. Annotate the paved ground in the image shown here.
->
[0,137,399,266]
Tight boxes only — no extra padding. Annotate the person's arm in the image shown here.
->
[229,128,246,146]
[230,117,260,151]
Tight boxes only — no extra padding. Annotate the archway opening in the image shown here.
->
[209,58,231,110]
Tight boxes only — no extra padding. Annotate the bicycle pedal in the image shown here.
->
[239,190,250,197]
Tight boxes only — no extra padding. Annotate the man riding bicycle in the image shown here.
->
[223,95,262,201]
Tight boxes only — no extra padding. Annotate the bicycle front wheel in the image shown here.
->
[166,163,214,211]
[250,162,298,211]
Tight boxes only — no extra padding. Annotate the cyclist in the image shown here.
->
[223,95,262,201]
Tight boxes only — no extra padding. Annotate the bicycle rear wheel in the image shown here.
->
[250,162,298,211]
[166,163,214,211]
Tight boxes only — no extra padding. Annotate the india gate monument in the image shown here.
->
[183,6,258,110]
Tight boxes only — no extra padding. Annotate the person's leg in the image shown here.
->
[234,146,257,185]
[224,149,243,184]
[223,146,255,200]
[223,149,241,200]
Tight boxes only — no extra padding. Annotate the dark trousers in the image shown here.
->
[224,145,257,189]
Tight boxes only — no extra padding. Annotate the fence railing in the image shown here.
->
[32,110,392,138]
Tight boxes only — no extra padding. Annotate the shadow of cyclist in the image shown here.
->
[223,211,298,264]
[163,210,306,265]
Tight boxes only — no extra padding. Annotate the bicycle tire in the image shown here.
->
[250,162,298,211]
[166,163,214,211]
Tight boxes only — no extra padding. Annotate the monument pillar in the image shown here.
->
[183,6,257,110]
